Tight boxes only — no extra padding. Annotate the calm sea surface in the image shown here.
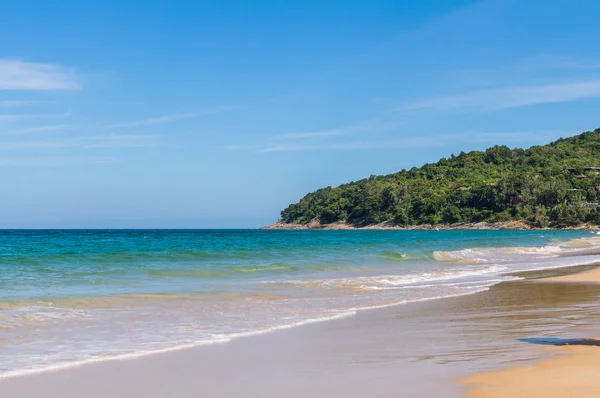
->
[1,229,599,378]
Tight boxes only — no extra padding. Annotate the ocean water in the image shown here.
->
[1,229,600,378]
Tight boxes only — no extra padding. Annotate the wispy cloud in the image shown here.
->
[0,100,46,108]
[398,80,600,112]
[271,119,405,141]
[0,140,73,150]
[533,55,600,70]
[434,130,572,146]
[82,133,157,148]
[226,129,570,153]
[0,110,72,121]
[257,137,442,152]
[0,156,118,166]
[227,118,406,152]
[107,106,238,128]
[0,134,157,150]
[0,59,80,90]
[463,55,600,80]
[271,129,343,140]
[6,124,70,135]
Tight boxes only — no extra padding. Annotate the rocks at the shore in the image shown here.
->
[260,219,599,230]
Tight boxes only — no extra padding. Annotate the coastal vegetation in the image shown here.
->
[278,128,600,228]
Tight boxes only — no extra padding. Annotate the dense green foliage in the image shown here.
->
[280,129,600,228]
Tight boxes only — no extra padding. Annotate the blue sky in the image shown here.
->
[1,0,600,228]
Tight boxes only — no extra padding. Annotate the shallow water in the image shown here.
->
[1,229,599,378]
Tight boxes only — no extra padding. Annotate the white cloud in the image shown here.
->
[82,133,157,148]
[535,55,600,70]
[0,156,118,166]
[7,124,70,135]
[258,137,442,152]
[0,110,72,121]
[226,130,571,153]
[107,106,237,128]
[271,129,343,140]
[0,134,157,150]
[0,100,44,107]
[0,139,73,150]
[226,118,406,152]
[271,119,405,142]
[398,80,600,112]
[444,130,571,144]
[0,60,80,90]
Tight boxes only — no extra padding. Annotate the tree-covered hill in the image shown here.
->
[277,128,600,228]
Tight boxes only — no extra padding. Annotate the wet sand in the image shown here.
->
[463,265,600,397]
[543,266,600,283]
[2,265,600,397]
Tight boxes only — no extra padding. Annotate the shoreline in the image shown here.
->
[2,260,597,382]
[0,285,488,382]
[462,266,600,397]
[261,220,600,231]
[3,264,600,397]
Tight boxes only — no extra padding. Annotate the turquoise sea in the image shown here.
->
[2,229,600,378]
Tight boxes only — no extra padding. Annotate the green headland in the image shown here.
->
[267,128,600,230]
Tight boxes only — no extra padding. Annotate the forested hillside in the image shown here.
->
[279,128,600,228]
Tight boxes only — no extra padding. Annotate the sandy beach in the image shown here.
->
[463,266,600,397]
[542,266,600,283]
[464,345,600,397]
[2,264,600,397]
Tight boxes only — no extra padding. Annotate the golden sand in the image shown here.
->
[542,267,600,283]
[463,345,600,398]
[463,267,600,397]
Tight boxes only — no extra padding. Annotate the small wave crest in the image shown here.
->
[272,264,510,292]
[379,251,409,260]
[433,244,577,264]
[379,251,432,262]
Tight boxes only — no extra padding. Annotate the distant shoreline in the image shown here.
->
[261,220,600,231]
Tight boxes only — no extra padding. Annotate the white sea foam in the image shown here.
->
[0,311,358,380]
[433,236,600,265]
